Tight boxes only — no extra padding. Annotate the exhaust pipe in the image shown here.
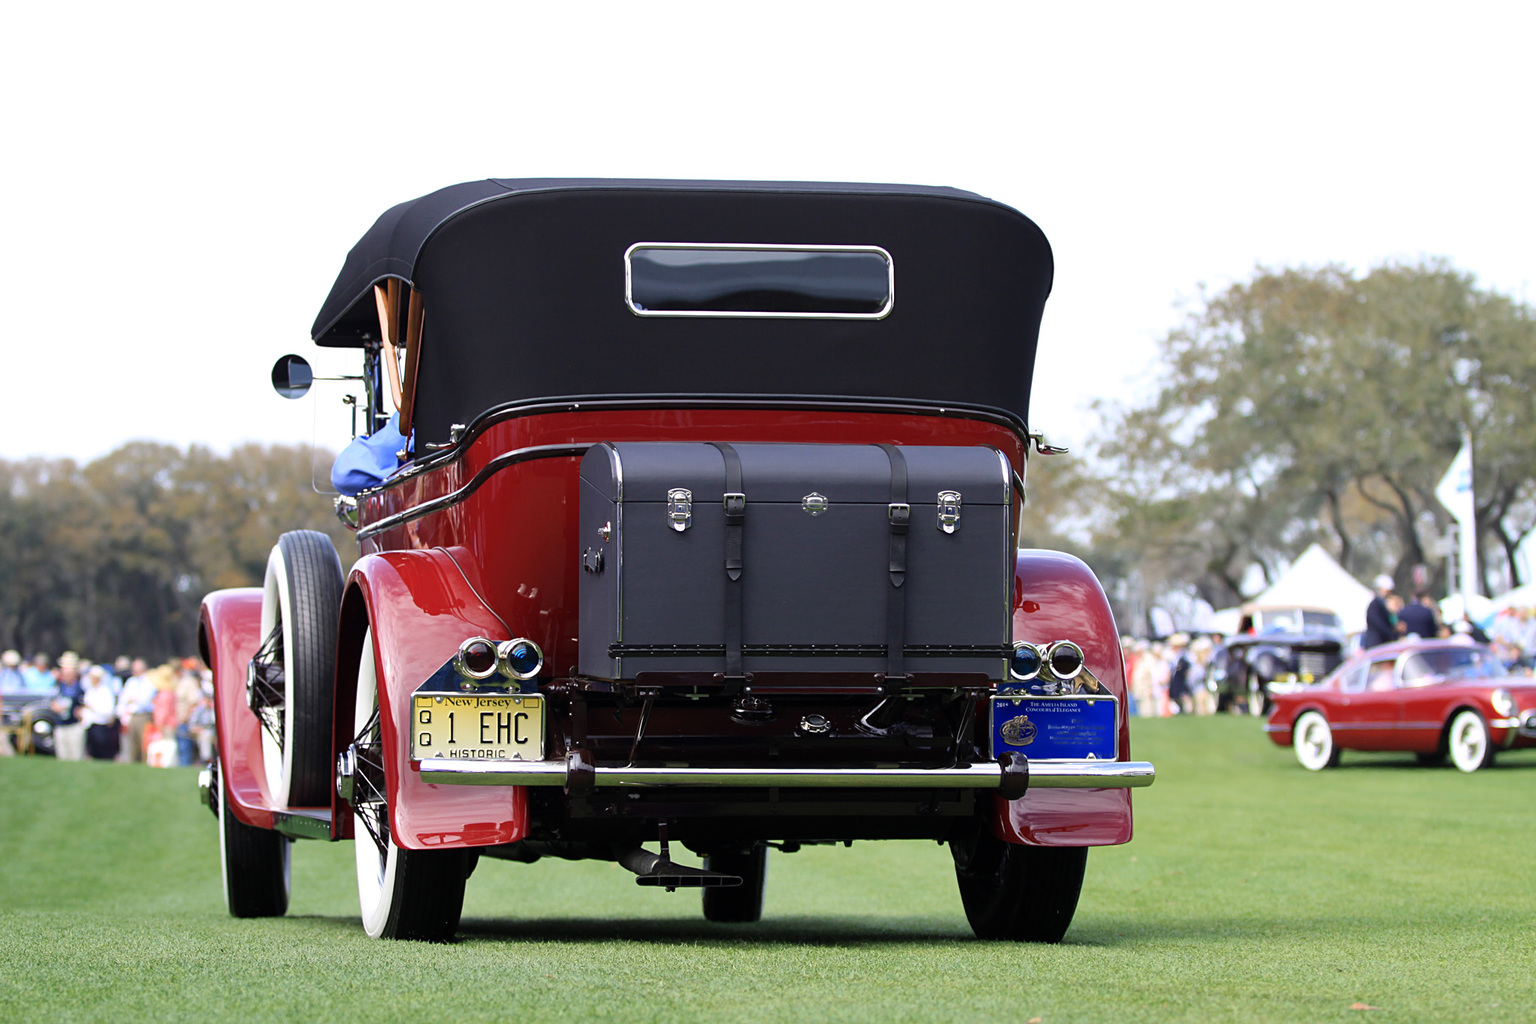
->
[616,847,743,891]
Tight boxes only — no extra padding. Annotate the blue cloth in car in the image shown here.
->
[332,414,408,495]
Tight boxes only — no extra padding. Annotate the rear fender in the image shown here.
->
[332,548,529,850]
[198,588,274,829]
[994,549,1133,847]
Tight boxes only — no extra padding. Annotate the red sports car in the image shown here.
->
[1266,638,1536,772]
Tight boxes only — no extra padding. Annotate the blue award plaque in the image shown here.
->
[990,694,1118,760]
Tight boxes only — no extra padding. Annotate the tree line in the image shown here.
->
[8,259,1530,654]
[0,443,348,663]
[1023,259,1536,630]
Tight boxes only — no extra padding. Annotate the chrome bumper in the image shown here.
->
[418,757,1155,790]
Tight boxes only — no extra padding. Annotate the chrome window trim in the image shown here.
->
[624,242,895,320]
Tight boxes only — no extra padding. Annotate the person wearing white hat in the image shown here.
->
[1362,574,1397,649]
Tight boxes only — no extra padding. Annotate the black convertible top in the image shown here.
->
[312,179,1054,446]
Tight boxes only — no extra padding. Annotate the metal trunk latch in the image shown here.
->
[666,488,693,532]
[937,490,962,533]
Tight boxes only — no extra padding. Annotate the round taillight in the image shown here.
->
[498,638,544,681]
[1009,642,1042,681]
[1045,640,1085,681]
[454,637,499,680]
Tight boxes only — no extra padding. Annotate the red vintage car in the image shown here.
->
[1266,638,1536,771]
[197,179,1155,943]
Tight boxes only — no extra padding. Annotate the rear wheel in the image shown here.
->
[19,705,57,756]
[1293,711,1339,770]
[1447,710,1495,772]
[952,827,1086,943]
[219,763,291,918]
[255,530,344,807]
[350,628,469,942]
[702,844,767,923]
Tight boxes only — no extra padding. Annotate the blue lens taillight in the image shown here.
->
[1009,642,1042,681]
[499,639,544,680]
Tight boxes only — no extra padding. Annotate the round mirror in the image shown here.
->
[271,355,313,399]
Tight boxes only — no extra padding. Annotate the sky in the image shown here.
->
[2,1,1531,464]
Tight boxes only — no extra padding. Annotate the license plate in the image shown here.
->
[410,694,544,761]
[990,694,1117,760]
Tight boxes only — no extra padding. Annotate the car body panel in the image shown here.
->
[199,588,279,829]
[996,549,1133,846]
[336,551,530,850]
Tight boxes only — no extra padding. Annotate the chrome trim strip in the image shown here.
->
[419,758,1156,789]
[611,444,624,669]
[624,242,894,320]
[1488,717,1520,729]
[359,396,1031,492]
[1262,723,1289,733]
[357,443,590,541]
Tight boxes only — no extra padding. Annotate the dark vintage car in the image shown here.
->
[1266,638,1536,771]
[197,179,1155,943]
[1217,613,1346,714]
[1,678,58,756]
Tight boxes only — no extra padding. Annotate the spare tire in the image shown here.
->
[255,530,344,807]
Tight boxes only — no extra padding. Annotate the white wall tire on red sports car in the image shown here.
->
[257,530,343,807]
[1292,711,1339,771]
[1447,709,1495,773]
[350,628,469,942]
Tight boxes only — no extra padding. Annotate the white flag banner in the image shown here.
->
[1435,438,1479,605]
[1435,439,1475,527]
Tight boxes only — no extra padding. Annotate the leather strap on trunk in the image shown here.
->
[711,442,746,679]
[877,444,910,680]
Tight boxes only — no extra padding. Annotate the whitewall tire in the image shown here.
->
[1293,711,1339,771]
[257,530,343,807]
[351,628,469,942]
[1447,710,1494,773]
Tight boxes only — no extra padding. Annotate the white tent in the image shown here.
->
[1490,581,1536,612]
[1213,543,1375,635]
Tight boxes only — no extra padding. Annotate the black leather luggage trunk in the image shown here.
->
[578,442,1012,681]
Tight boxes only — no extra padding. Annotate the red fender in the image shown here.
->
[198,588,278,829]
[994,549,1134,847]
[333,548,530,850]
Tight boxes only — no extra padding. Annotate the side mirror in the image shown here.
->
[271,355,313,399]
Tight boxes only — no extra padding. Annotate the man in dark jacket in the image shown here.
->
[1362,575,1397,648]
[1397,592,1439,640]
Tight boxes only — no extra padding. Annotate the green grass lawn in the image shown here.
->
[2,717,1532,1023]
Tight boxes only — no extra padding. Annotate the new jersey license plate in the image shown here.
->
[990,694,1117,760]
[410,694,544,761]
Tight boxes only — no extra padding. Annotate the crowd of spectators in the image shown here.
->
[1122,633,1226,718]
[0,649,215,764]
[1487,606,1536,671]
